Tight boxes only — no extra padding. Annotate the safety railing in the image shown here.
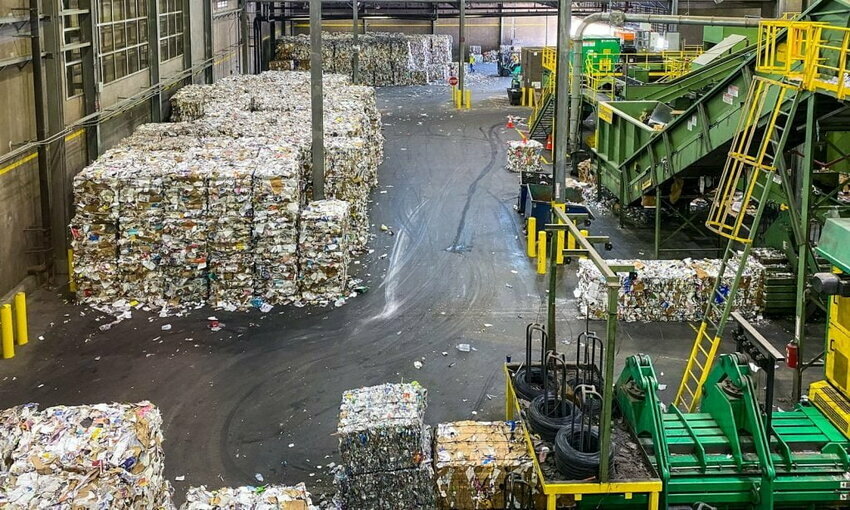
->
[757,19,850,101]
[808,24,850,100]
[542,46,556,72]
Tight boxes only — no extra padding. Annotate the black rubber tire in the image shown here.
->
[513,366,557,402]
[553,426,614,480]
[527,395,581,442]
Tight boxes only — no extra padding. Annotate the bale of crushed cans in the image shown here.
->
[335,382,435,509]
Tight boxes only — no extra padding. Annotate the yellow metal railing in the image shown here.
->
[542,46,556,72]
[808,24,850,100]
[757,19,850,100]
[705,77,799,242]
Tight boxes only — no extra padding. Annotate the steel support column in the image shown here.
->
[203,0,214,83]
[310,0,324,200]
[458,0,465,97]
[793,95,816,401]
[43,0,68,272]
[547,232,557,352]
[352,0,359,83]
[80,0,99,160]
[240,0,251,73]
[147,0,163,121]
[552,0,570,202]
[29,0,52,272]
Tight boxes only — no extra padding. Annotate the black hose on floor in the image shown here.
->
[527,394,581,442]
[553,426,614,480]
[513,366,556,402]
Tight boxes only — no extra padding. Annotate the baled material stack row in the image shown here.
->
[71,71,382,310]
[576,257,767,322]
[0,401,172,508]
[335,383,436,509]
[272,33,452,86]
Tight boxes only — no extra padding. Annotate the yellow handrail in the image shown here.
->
[756,19,850,100]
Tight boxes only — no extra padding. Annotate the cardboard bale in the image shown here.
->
[434,421,535,509]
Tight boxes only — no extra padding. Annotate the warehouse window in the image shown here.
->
[98,0,149,83]
[63,0,85,97]
[158,0,183,62]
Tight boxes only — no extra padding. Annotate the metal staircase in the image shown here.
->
[528,92,554,142]
[674,76,802,412]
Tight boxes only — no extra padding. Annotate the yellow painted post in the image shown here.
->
[464,89,471,109]
[536,231,547,274]
[451,84,456,103]
[1,304,14,359]
[14,292,27,345]
[527,217,537,257]
[580,229,589,259]
[68,248,76,293]
[553,203,565,264]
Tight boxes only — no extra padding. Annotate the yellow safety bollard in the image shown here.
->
[464,89,471,109]
[553,204,565,264]
[68,248,77,293]
[527,217,537,258]
[580,229,589,259]
[1,304,14,359]
[536,231,547,274]
[14,292,27,346]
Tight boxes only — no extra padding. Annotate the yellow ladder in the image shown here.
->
[674,76,802,412]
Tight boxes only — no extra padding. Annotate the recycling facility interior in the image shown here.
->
[3,0,850,508]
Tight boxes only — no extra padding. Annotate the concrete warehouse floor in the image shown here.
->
[0,65,820,503]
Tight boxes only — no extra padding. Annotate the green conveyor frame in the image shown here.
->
[615,353,850,509]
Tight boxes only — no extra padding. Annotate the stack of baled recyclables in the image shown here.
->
[272,33,453,86]
[70,71,383,310]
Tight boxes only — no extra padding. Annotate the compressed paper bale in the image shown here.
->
[337,382,428,475]
[181,483,317,509]
[0,401,171,509]
[506,140,543,173]
[434,421,535,509]
[576,257,766,322]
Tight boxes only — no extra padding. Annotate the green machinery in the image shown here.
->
[616,353,850,508]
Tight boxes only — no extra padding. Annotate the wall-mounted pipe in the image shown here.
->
[567,11,765,159]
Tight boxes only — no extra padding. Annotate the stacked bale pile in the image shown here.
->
[576,257,767,322]
[0,402,172,508]
[334,383,435,509]
[71,71,382,310]
[272,33,453,86]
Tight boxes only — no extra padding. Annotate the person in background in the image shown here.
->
[468,54,476,72]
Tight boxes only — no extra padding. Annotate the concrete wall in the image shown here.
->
[0,0,242,295]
